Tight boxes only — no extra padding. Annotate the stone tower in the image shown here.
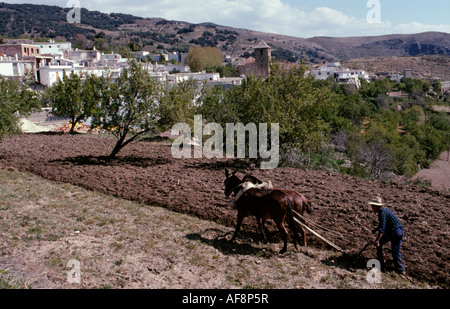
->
[254,41,271,77]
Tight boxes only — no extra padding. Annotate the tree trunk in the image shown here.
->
[109,134,127,159]
[69,116,83,134]
[109,141,124,158]
[69,118,77,134]
[108,129,151,159]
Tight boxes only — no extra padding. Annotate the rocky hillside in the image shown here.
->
[342,55,450,80]
[0,2,449,65]
[307,32,450,61]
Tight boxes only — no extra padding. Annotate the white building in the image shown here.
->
[308,62,370,88]
[132,51,150,60]
[33,41,72,59]
[65,49,101,66]
[166,71,221,86]
[212,77,243,90]
[101,52,123,61]
[167,74,190,84]
[388,73,404,82]
[38,63,123,87]
[0,61,15,77]
[99,52,128,67]
[166,64,191,73]
[38,64,73,86]
[167,52,188,64]
[168,52,180,63]
[441,81,450,94]
[0,57,28,78]
[177,71,220,82]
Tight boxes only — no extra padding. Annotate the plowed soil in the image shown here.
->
[0,133,448,288]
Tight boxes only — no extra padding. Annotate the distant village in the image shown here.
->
[0,38,445,92]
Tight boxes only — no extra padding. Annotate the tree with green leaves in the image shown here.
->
[199,84,240,126]
[157,79,206,131]
[186,46,223,72]
[0,76,41,140]
[206,63,239,78]
[359,78,393,109]
[49,71,101,134]
[229,63,335,151]
[200,62,336,165]
[92,60,162,158]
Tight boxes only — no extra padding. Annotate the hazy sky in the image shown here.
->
[4,0,450,37]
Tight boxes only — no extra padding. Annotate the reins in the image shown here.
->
[292,209,343,237]
[229,183,243,196]
[291,215,345,253]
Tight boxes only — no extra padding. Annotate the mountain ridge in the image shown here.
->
[0,2,449,67]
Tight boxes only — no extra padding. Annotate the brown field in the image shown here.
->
[413,151,450,192]
[0,133,448,289]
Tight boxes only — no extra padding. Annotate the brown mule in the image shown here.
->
[241,173,312,247]
[224,169,302,253]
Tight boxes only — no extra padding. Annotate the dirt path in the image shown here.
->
[413,152,450,192]
[0,133,448,288]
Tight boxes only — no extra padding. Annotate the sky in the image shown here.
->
[4,0,450,38]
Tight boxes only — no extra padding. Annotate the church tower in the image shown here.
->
[254,41,271,77]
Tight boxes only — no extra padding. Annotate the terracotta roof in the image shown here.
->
[237,57,257,75]
[237,57,255,66]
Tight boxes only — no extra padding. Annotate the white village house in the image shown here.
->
[0,56,28,78]
[34,41,72,59]
[0,40,239,88]
[308,62,370,88]
[38,58,123,87]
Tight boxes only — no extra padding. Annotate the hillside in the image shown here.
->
[0,2,449,66]
[342,55,450,80]
[307,32,450,60]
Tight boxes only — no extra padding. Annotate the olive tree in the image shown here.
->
[186,46,223,72]
[0,76,41,139]
[92,60,162,158]
[157,79,208,131]
[49,71,101,134]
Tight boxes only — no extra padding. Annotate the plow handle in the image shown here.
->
[356,242,373,257]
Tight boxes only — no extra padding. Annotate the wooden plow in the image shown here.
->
[291,209,372,258]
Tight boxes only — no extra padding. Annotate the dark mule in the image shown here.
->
[227,170,312,247]
[224,169,302,253]
[242,173,312,247]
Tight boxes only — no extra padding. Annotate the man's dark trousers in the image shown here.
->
[376,228,405,273]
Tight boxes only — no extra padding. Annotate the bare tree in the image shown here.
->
[358,140,393,179]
